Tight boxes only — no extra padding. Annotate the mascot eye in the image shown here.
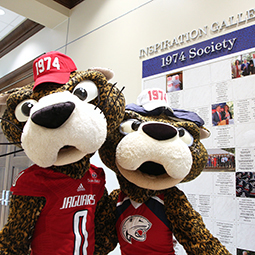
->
[119,119,142,135]
[15,99,37,122]
[178,128,194,146]
[73,80,98,102]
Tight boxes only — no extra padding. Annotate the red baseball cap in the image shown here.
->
[33,51,77,90]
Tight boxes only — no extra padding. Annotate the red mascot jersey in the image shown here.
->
[10,164,105,255]
[116,191,175,255]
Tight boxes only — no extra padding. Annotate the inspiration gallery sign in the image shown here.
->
[142,24,255,78]
[140,8,255,59]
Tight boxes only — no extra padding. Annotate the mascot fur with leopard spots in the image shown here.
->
[0,51,125,254]
[99,88,231,254]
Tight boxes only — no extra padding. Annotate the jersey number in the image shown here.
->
[73,210,88,255]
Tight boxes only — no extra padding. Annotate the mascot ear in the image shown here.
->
[0,86,32,106]
[89,67,114,81]
[0,88,20,105]
[0,94,9,105]
[200,126,210,139]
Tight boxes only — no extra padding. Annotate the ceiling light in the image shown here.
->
[0,9,5,15]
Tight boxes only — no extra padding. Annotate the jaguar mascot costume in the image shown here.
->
[0,51,125,255]
[99,88,231,254]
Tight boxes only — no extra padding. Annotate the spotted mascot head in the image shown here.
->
[1,51,125,175]
[99,88,210,202]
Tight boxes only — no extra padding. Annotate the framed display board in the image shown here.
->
[142,24,255,255]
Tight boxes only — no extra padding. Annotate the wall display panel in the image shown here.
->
[142,24,255,255]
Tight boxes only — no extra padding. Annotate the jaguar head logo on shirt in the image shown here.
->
[121,215,152,244]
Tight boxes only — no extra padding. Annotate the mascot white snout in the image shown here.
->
[21,91,107,167]
[116,122,193,190]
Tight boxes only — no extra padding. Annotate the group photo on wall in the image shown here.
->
[232,51,255,79]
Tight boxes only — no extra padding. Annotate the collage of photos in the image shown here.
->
[166,71,183,93]
[236,172,255,198]
[204,148,235,172]
[156,40,255,255]
[158,51,255,255]
[212,102,234,126]
[232,52,255,79]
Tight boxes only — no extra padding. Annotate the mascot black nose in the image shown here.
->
[31,101,75,129]
[142,123,177,141]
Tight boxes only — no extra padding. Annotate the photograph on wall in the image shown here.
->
[231,51,255,79]
[204,148,235,172]
[236,172,255,198]
[212,102,234,126]
[237,248,255,255]
[166,71,183,93]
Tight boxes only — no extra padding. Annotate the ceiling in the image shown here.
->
[0,0,84,92]
[0,0,84,56]
[53,0,84,9]
[0,6,26,41]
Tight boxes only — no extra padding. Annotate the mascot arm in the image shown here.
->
[0,195,45,255]
[165,187,231,255]
[109,189,121,203]
[94,188,118,255]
